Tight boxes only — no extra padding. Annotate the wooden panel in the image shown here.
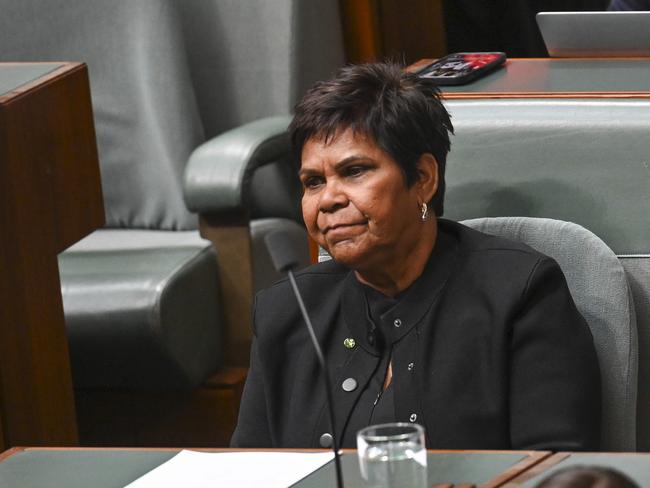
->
[377,0,446,64]
[501,453,569,487]
[483,451,551,488]
[339,0,446,64]
[0,62,103,449]
[75,368,248,447]
[1,64,103,251]
[308,236,319,264]
[340,0,382,63]
[0,446,551,486]
[199,213,254,367]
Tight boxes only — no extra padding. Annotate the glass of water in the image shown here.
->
[357,422,427,488]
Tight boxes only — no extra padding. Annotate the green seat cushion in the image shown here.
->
[59,230,222,390]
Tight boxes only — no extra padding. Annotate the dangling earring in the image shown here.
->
[420,202,429,221]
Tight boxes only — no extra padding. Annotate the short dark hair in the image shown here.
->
[289,62,453,216]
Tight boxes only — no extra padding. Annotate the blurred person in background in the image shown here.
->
[535,465,639,487]
[608,0,650,9]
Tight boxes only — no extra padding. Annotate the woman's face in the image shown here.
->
[299,128,432,270]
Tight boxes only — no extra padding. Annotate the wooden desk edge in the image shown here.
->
[485,451,552,488]
[1,446,548,456]
[0,62,86,104]
[0,448,554,487]
[499,453,572,487]
[0,447,25,463]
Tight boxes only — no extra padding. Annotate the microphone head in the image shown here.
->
[264,230,303,273]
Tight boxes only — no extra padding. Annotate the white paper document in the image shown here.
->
[125,450,335,488]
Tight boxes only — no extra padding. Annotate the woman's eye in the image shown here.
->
[303,176,324,189]
[346,165,367,177]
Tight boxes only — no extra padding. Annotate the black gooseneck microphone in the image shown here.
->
[264,230,344,488]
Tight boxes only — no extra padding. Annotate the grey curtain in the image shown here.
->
[0,0,344,230]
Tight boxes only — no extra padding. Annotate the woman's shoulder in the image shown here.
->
[438,219,560,291]
[253,259,350,331]
[258,259,349,297]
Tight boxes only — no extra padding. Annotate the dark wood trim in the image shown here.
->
[375,0,446,64]
[485,451,552,488]
[0,446,552,486]
[199,213,254,366]
[308,236,320,263]
[76,368,247,448]
[2,446,548,455]
[0,447,24,463]
[339,0,382,63]
[0,62,78,104]
[406,58,436,73]
[500,453,570,487]
[204,367,248,388]
[339,1,446,64]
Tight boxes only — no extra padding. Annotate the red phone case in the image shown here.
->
[416,52,506,86]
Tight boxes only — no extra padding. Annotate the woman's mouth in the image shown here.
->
[323,222,367,241]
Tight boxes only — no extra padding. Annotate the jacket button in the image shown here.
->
[408,362,414,371]
[343,337,356,349]
[342,377,358,392]
[393,318,402,328]
[409,413,417,422]
[319,433,333,448]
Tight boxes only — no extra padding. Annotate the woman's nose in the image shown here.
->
[318,179,348,212]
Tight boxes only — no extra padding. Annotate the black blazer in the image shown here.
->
[231,219,601,450]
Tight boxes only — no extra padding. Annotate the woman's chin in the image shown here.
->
[326,241,365,267]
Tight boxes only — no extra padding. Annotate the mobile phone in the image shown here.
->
[415,52,506,86]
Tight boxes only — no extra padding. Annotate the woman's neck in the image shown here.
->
[354,220,437,297]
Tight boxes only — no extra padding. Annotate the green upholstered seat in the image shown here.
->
[59,231,221,389]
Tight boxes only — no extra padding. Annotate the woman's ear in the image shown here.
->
[415,153,439,203]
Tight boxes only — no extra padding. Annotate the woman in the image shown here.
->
[231,62,601,450]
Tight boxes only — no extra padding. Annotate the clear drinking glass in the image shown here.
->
[356,422,427,488]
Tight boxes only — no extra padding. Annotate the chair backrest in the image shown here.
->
[444,98,650,256]
[462,217,638,451]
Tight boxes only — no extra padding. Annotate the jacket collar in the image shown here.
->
[341,220,460,356]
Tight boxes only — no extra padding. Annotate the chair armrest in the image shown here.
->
[183,115,292,214]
